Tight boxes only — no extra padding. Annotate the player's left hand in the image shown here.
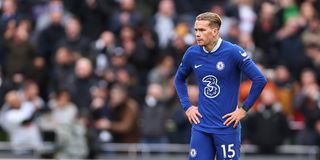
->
[223,106,247,128]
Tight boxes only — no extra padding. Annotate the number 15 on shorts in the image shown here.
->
[221,144,235,159]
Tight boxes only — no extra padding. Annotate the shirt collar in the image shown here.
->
[203,38,222,53]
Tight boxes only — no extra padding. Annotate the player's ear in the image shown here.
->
[212,27,219,36]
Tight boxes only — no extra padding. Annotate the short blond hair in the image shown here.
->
[196,12,222,29]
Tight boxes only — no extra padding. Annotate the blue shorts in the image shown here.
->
[188,128,241,160]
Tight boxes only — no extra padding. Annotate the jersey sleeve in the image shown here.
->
[233,46,267,111]
[174,48,193,111]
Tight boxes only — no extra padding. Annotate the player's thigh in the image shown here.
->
[213,134,241,160]
[189,129,215,160]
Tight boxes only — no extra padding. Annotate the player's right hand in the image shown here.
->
[186,106,202,124]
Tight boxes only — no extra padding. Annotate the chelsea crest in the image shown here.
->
[216,61,225,71]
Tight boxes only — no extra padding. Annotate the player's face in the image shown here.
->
[194,20,218,47]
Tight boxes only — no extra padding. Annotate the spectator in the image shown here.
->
[152,0,176,50]
[110,0,141,34]
[167,20,193,67]
[48,89,78,125]
[140,83,169,143]
[130,23,158,86]
[148,54,175,85]
[25,56,48,101]
[169,84,196,144]
[275,0,300,27]
[304,44,320,82]
[90,95,110,127]
[0,0,19,32]
[118,25,150,100]
[34,0,71,32]
[69,58,96,118]
[273,65,295,117]
[244,89,289,153]
[299,1,317,24]
[92,31,117,77]
[0,91,43,154]
[0,0,20,55]
[275,17,308,78]
[252,1,279,67]
[225,0,257,33]
[0,73,25,99]
[19,80,45,110]
[58,16,90,59]
[95,84,139,143]
[119,25,137,58]
[224,19,240,44]
[3,19,36,77]
[47,89,87,159]
[301,16,320,47]
[104,47,139,100]
[87,91,110,158]
[37,1,65,69]
[147,54,175,101]
[48,47,75,97]
[77,0,113,40]
[293,69,320,145]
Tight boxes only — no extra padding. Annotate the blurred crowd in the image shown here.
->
[0,0,319,158]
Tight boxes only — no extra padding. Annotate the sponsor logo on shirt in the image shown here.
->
[202,75,220,98]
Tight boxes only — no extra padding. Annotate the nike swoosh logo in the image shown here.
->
[239,51,247,57]
[195,64,202,68]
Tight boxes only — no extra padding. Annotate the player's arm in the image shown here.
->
[238,59,267,111]
[223,48,267,128]
[174,50,202,124]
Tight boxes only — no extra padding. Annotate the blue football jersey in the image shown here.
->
[174,38,267,134]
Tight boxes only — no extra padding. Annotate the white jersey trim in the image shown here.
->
[203,38,222,53]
